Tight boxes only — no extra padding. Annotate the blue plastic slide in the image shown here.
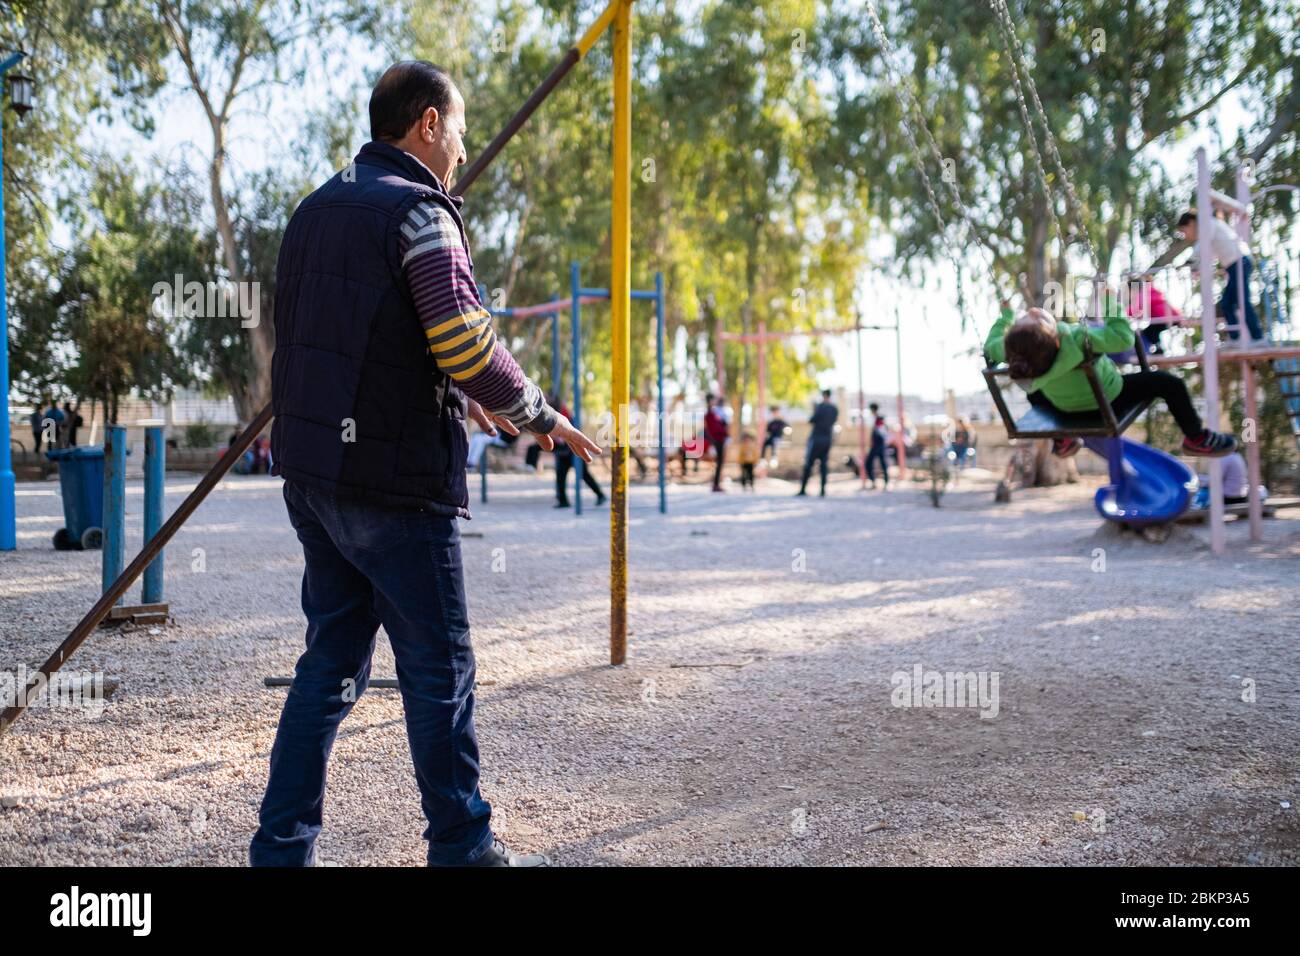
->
[1080,437,1197,527]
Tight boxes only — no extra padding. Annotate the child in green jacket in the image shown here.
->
[986,297,1237,459]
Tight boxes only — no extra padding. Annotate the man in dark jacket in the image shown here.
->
[797,389,838,497]
[865,402,889,489]
[252,61,600,868]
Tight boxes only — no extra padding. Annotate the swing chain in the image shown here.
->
[989,0,1099,275]
[863,0,996,341]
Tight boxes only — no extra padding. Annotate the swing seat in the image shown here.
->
[1008,400,1149,439]
[982,328,1153,440]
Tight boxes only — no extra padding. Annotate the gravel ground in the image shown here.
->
[1,466,1298,866]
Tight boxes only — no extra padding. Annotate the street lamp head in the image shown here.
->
[7,72,33,117]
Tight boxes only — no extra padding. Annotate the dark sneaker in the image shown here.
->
[1052,437,1082,458]
[1182,430,1238,457]
[461,838,552,868]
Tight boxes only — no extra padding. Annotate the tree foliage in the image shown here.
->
[5,0,1298,437]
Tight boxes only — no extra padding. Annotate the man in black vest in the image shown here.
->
[252,61,600,867]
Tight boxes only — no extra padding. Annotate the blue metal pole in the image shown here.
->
[142,424,165,604]
[0,51,26,552]
[102,425,127,605]
[479,446,488,504]
[570,262,583,516]
[656,271,666,515]
[580,287,656,301]
[550,311,561,395]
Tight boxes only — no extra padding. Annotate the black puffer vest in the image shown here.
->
[271,141,471,516]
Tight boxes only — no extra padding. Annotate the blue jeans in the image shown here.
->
[249,480,493,866]
[1221,255,1262,341]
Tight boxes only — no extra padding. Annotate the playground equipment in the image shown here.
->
[0,0,637,737]
[479,266,667,515]
[716,313,908,486]
[982,157,1300,541]
[868,0,1300,546]
[101,422,169,625]
[1081,437,1197,529]
[1134,160,1300,549]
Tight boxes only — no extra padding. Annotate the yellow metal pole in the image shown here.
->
[610,0,632,665]
[576,0,621,56]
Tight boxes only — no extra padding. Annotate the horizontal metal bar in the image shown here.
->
[493,294,603,318]
[1209,188,1249,214]
[719,325,863,343]
[1147,346,1300,367]
[577,287,658,301]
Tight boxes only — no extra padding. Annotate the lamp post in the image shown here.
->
[1,50,32,551]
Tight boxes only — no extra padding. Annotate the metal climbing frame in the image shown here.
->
[476,267,667,519]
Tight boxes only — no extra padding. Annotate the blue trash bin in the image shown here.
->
[46,446,107,550]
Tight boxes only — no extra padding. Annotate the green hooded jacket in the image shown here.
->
[984,300,1134,413]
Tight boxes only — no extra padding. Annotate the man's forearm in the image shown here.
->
[401,200,557,432]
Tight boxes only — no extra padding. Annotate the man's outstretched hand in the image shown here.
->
[466,399,602,463]
[534,414,602,463]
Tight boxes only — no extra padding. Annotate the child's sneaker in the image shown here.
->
[1182,429,1238,457]
[1052,437,1082,458]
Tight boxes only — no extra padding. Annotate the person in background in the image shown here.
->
[737,430,759,490]
[761,406,788,465]
[29,404,45,455]
[254,434,272,474]
[62,402,84,447]
[678,434,704,477]
[703,393,730,493]
[550,393,605,508]
[797,389,838,497]
[225,425,254,474]
[466,423,506,469]
[865,402,889,489]
[626,395,649,481]
[1157,211,1262,345]
[1197,452,1260,507]
[1124,277,1180,355]
[949,415,972,470]
[42,398,66,450]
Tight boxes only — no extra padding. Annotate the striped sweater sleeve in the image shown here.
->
[399,200,557,433]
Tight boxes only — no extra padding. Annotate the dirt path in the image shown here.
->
[2,469,1297,865]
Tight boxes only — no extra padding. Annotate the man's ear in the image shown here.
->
[422,105,440,142]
